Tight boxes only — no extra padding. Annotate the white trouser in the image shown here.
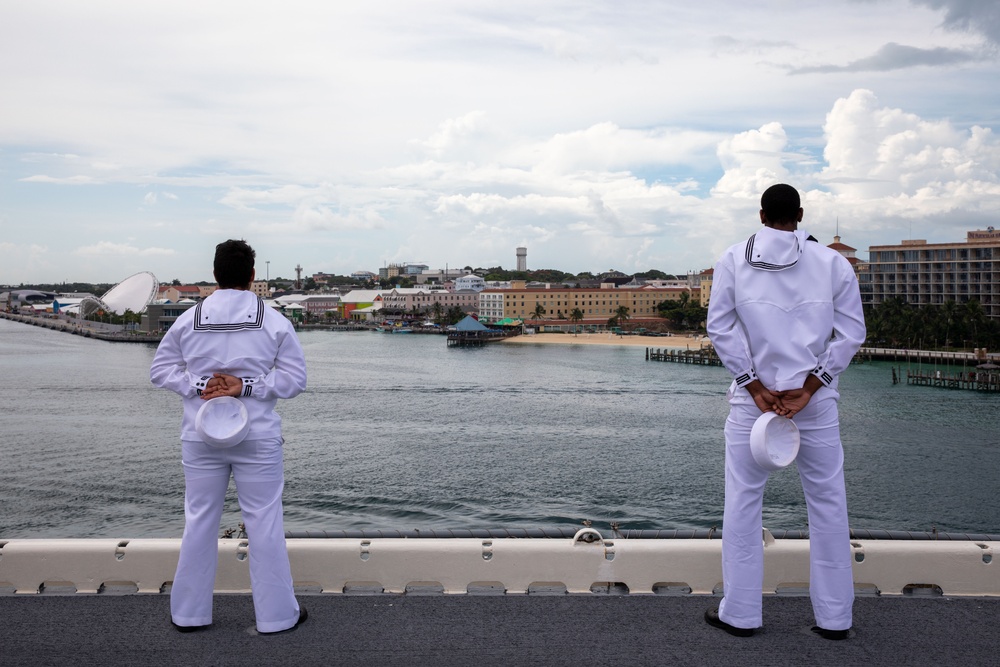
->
[718,394,854,631]
[171,438,300,633]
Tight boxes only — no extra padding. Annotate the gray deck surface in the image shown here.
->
[2,594,998,666]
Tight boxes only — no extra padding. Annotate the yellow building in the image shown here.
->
[478,286,688,323]
[250,280,270,298]
[699,269,713,308]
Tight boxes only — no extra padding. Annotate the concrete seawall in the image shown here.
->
[0,311,161,343]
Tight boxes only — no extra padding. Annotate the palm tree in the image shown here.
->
[964,299,987,349]
[940,300,958,348]
[432,301,443,324]
[614,305,630,334]
[876,297,909,347]
[532,303,546,321]
[569,308,584,335]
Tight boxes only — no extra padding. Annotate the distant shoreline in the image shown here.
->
[502,332,708,349]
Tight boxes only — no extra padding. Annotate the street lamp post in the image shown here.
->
[266,261,270,282]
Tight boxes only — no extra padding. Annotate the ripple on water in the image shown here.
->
[2,322,998,537]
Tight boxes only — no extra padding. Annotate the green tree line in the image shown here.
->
[657,292,707,331]
[865,298,999,350]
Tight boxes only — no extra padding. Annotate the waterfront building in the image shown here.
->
[453,274,486,292]
[351,270,378,282]
[298,294,342,318]
[866,228,1000,318]
[50,297,87,314]
[3,290,57,309]
[141,302,195,332]
[379,263,429,280]
[416,268,473,285]
[249,281,270,298]
[379,287,437,314]
[157,284,201,303]
[597,270,631,287]
[381,287,480,317]
[310,272,337,285]
[826,235,871,305]
[349,302,383,321]
[829,235,861,268]
[655,287,692,304]
[478,285,684,323]
[339,289,385,320]
[643,277,691,289]
[698,269,713,308]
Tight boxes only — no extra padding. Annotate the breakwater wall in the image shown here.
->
[0,311,161,343]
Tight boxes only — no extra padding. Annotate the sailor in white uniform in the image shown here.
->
[705,184,866,640]
[151,239,308,634]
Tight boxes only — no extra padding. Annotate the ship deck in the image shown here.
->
[2,533,998,664]
[2,593,998,666]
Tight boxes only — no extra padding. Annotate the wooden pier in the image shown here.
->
[857,347,996,364]
[906,369,1000,393]
[645,347,722,366]
[447,330,519,348]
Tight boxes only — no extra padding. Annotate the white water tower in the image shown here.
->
[516,247,527,272]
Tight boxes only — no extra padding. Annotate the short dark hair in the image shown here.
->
[214,239,255,288]
[760,184,801,224]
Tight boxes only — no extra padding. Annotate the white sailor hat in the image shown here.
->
[195,396,250,448]
[749,412,800,471]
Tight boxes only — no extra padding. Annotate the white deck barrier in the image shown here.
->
[0,530,995,597]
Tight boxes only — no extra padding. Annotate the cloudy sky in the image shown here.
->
[2,0,1000,285]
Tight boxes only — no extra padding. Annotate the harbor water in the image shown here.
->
[1,318,998,539]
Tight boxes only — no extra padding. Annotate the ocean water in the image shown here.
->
[1,318,997,539]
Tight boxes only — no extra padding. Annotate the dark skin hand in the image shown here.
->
[745,379,782,414]
[774,374,824,418]
[200,373,243,400]
[746,374,824,418]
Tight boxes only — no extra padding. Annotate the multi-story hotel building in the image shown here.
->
[380,287,480,315]
[478,284,688,323]
[866,228,1000,318]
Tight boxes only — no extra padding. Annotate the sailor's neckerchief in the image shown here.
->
[191,290,266,397]
[744,227,817,271]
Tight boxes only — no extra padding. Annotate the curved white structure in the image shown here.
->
[79,272,159,317]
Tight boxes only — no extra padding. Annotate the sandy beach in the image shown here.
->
[502,332,710,349]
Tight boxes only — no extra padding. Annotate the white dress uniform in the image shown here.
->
[706,226,866,631]
[150,289,307,633]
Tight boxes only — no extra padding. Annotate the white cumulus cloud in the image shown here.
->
[74,242,175,257]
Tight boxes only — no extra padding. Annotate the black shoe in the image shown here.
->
[811,625,850,640]
[705,608,755,637]
[172,621,210,633]
[259,606,308,635]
